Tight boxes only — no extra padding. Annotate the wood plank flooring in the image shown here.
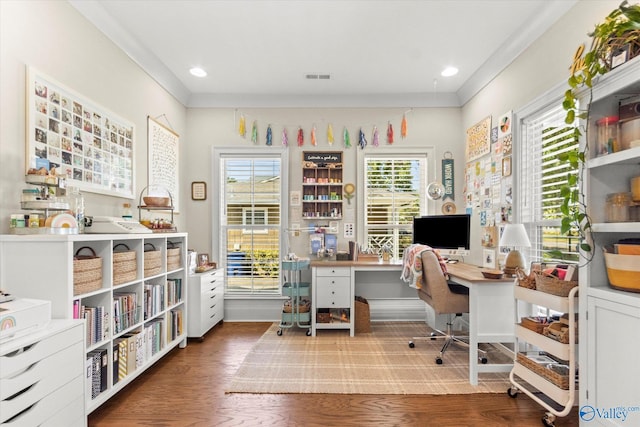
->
[88,322,580,427]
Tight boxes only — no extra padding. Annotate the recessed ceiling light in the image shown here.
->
[441,67,458,77]
[189,67,207,78]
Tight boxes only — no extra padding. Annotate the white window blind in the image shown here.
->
[220,157,282,294]
[364,155,427,259]
[519,102,579,263]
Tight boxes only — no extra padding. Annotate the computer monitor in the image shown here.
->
[412,214,471,257]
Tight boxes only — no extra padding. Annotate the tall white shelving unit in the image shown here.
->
[579,57,640,425]
[0,232,188,415]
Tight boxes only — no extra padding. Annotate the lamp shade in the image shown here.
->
[499,224,531,248]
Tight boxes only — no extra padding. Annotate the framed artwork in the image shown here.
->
[483,249,496,269]
[466,116,491,161]
[148,116,179,211]
[191,181,207,200]
[497,110,512,138]
[502,156,512,177]
[26,67,135,198]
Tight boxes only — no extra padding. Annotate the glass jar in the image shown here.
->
[606,192,631,222]
[122,202,133,219]
[596,116,619,155]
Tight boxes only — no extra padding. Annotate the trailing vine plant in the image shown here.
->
[554,0,640,261]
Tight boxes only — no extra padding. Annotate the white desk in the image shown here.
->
[310,260,515,386]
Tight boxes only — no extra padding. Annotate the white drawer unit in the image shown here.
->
[311,264,354,336]
[0,320,85,426]
[187,268,224,339]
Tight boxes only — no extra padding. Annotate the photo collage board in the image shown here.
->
[27,67,135,198]
[463,111,514,268]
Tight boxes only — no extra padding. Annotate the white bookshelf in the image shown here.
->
[0,232,188,415]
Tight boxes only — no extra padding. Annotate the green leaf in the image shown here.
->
[560,185,571,197]
[565,109,575,124]
[568,174,578,186]
[580,243,592,252]
[546,250,565,259]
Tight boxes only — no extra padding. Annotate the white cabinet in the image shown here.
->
[578,57,640,423]
[0,320,86,427]
[509,286,578,426]
[0,233,188,415]
[187,268,224,338]
[311,265,354,336]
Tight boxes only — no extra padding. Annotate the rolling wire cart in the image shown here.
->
[507,285,579,427]
[278,259,312,336]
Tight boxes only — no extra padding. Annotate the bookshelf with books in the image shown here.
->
[0,232,187,415]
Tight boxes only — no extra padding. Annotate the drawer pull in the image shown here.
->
[3,343,37,358]
[209,303,217,309]
[209,294,217,299]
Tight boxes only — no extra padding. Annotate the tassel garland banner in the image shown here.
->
[282,128,288,146]
[343,127,351,148]
[311,125,317,146]
[358,128,367,149]
[372,126,379,147]
[327,123,334,145]
[401,114,408,139]
[297,127,304,146]
[238,115,246,138]
[266,125,273,146]
[387,122,394,144]
[251,121,258,144]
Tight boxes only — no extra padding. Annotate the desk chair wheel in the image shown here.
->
[408,341,415,348]
[480,357,488,364]
[435,357,443,365]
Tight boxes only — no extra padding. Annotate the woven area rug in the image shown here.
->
[226,322,511,394]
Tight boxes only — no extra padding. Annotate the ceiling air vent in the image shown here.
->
[305,73,331,80]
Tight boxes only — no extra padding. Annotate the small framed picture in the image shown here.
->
[502,156,512,177]
[191,181,207,200]
[611,45,629,69]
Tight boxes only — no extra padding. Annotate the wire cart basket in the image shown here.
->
[278,259,311,336]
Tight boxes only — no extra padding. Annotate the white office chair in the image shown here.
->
[408,250,487,365]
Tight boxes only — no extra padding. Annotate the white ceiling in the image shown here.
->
[69,0,577,108]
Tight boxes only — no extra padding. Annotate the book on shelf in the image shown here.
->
[116,338,128,382]
[112,341,120,385]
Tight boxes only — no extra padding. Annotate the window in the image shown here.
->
[361,152,431,260]
[213,149,288,295]
[519,100,579,263]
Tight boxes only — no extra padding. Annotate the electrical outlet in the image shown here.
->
[344,222,354,238]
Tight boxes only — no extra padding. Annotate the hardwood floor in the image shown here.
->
[88,322,580,427]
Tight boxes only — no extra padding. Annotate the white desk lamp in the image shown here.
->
[499,224,531,276]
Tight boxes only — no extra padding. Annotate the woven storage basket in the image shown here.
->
[520,317,548,334]
[282,298,311,313]
[73,246,102,295]
[166,241,181,271]
[534,271,578,297]
[144,243,162,277]
[113,243,137,285]
[515,267,536,290]
[516,353,571,390]
[355,296,371,333]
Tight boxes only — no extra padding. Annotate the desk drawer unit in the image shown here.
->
[315,276,351,307]
[0,321,85,426]
[188,269,224,338]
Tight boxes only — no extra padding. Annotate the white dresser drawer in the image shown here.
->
[315,277,351,307]
[315,267,351,277]
[188,269,224,338]
[1,374,84,426]
[0,326,83,379]
[0,340,83,401]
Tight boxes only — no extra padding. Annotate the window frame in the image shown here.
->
[212,147,289,296]
[356,147,436,259]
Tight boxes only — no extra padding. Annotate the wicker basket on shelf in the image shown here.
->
[113,243,137,285]
[516,353,572,390]
[166,241,181,271]
[283,298,311,313]
[534,271,578,297]
[144,243,162,277]
[515,267,536,290]
[355,296,371,333]
[73,246,102,295]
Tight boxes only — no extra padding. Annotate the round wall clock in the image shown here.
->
[442,202,457,214]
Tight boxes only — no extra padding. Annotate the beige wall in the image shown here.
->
[0,0,626,265]
[0,1,187,232]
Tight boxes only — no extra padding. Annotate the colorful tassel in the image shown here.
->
[251,121,258,144]
[358,128,367,149]
[372,126,379,147]
[266,125,273,146]
[282,128,288,146]
[238,115,246,137]
[387,122,394,144]
[327,124,334,145]
[297,127,304,146]
[343,127,351,148]
[311,125,317,146]
[401,114,407,139]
